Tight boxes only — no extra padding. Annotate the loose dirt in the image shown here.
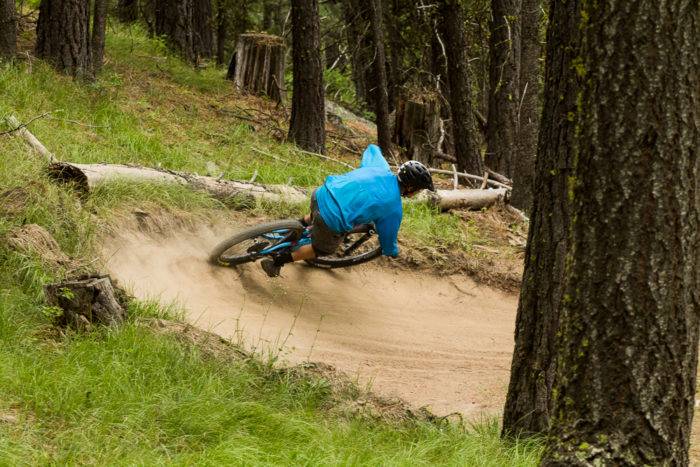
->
[101,223,700,461]
[103,224,517,417]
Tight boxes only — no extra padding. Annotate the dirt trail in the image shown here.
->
[103,224,518,416]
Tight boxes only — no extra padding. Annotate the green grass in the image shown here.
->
[0,24,538,465]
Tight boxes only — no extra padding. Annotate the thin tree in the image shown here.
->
[509,0,540,212]
[288,0,325,154]
[501,0,581,437]
[437,0,483,175]
[36,0,93,78]
[341,0,373,110]
[485,0,520,178]
[0,0,15,60]
[192,0,214,59]
[368,0,392,154]
[92,0,107,74]
[215,0,227,65]
[541,1,699,463]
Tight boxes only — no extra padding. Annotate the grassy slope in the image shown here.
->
[0,24,538,465]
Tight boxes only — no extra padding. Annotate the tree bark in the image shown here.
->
[215,0,227,65]
[501,0,581,437]
[393,90,441,166]
[0,0,16,60]
[437,0,483,176]
[36,0,93,79]
[485,0,521,178]
[192,0,213,59]
[91,0,107,75]
[368,0,392,155]
[233,33,285,102]
[45,275,126,329]
[117,0,139,22]
[342,0,373,109]
[155,0,195,63]
[510,0,540,212]
[541,1,700,464]
[288,0,326,153]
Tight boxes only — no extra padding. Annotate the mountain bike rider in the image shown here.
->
[261,144,435,277]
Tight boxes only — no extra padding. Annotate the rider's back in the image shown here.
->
[315,145,402,256]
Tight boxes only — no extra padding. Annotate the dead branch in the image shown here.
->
[4,114,57,162]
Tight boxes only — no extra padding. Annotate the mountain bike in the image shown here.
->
[209,220,381,269]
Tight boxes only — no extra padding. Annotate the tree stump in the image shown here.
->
[44,275,126,329]
[231,33,285,103]
[392,90,441,166]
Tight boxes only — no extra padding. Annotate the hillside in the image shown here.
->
[0,24,539,465]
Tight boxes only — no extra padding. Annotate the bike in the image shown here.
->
[209,220,381,269]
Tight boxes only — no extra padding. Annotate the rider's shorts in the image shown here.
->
[310,189,344,256]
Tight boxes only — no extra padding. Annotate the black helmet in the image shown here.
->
[397,160,435,192]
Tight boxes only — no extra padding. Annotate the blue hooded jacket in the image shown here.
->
[315,145,402,257]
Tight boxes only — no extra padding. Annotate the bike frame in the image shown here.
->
[258,228,312,256]
[256,223,374,258]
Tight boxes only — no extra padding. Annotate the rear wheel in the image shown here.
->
[209,220,304,266]
[308,227,382,269]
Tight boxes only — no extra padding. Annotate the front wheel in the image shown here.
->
[209,220,304,266]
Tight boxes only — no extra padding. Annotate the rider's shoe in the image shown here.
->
[261,257,282,277]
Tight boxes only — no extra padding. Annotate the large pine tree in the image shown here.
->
[288,0,326,154]
[485,0,520,178]
[510,0,541,212]
[502,0,582,437]
[541,0,699,463]
[437,0,483,175]
[36,0,93,78]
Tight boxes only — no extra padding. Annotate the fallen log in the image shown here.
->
[5,115,57,162]
[418,188,509,211]
[46,161,309,204]
[8,113,509,212]
[44,275,126,329]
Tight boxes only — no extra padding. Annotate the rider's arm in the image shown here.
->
[360,144,391,171]
[375,212,401,257]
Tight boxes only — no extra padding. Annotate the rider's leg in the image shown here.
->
[292,244,316,261]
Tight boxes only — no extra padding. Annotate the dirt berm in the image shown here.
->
[103,223,518,417]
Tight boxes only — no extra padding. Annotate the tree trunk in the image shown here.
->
[192,0,213,59]
[154,0,195,63]
[368,0,392,155]
[45,275,126,329]
[485,0,520,178]
[393,90,441,166]
[437,0,483,176]
[91,0,107,75]
[215,0,227,65]
[36,0,93,79]
[510,0,540,212]
[288,0,325,153]
[501,0,581,437]
[233,33,285,102]
[342,0,373,109]
[0,0,16,60]
[542,1,700,464]
[117,0,139,22]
